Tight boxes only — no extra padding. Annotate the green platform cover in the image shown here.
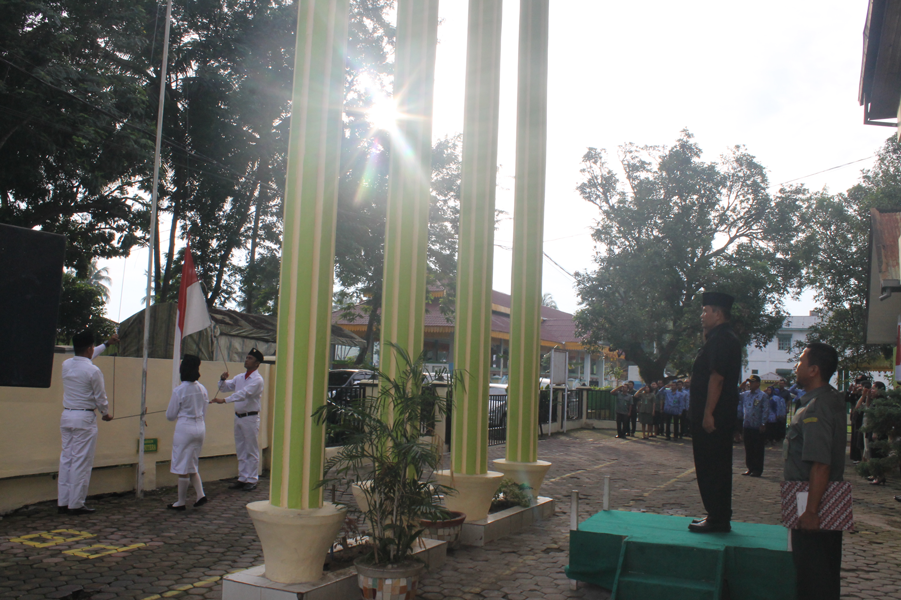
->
[566,511,796,600]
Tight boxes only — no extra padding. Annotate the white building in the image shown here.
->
[743,315,818,382]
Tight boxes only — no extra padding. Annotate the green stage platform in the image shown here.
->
[566,511,796,600]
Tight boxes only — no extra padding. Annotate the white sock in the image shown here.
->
[189,473,205,501]
[174,477,189,507]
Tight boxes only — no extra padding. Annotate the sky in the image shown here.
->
[101,0,889,324]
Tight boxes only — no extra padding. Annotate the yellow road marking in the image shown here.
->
[141,571,250,600]
[11,529,94,548]
[625,467,696,507]
[64,543,145,559]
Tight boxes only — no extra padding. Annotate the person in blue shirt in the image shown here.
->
[737,375,771,476]
[679,379,691,438]
[764,385,786,445]
[663,380,684,440]
[786,381,806,411]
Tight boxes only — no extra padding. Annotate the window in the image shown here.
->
[752,369,759,375]
[777,334,792,351]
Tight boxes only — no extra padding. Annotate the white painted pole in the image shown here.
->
[603,475,610,511]
[570,490,579,531]
[138,0,173,499]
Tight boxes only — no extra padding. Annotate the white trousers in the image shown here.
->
[58,410,98,509]
[234,414,260,483]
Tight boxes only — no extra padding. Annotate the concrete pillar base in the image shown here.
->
[491,459,552,501]
[435,470,504,522]
[246,500,346,584]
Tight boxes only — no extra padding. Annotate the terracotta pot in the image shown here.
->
[355,557,425,600]
[419,511,466,548]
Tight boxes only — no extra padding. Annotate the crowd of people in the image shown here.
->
[611,378,693,440]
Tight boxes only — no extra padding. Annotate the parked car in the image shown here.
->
[328,369,374,403]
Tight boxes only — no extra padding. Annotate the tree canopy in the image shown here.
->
[800,136,901,374]
[574,130,803,383]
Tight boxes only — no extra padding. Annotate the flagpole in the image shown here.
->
[138,0,174,499]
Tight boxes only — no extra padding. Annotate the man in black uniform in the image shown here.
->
[688,292,742,533]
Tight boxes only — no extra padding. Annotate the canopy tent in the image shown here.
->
[117,303,364,363]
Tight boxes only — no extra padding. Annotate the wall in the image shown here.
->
[0,353,275,513]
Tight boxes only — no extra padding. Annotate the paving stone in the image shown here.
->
[2,433,899,599]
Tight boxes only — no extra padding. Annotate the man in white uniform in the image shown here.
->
[214,348,265,491]
[58,331,114,514]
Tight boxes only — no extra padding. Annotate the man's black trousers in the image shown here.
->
[691,423,733,524]
[680,411,691,437]
[792,529,842,600]
[665,413,680,438]
[616,414,629,437]
[743,427,765,473]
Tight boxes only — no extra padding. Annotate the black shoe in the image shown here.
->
[167,503,186,511]
[742,470,752,476]
[57,506,70,514]
[242,483,258,492]
[68,506,96,515]
[229,481,247,489]
[688,518,731,533]
[691,517,706,524]
[615,435,623,439]
[193,496,208,507]
[749,472,762,478]
[894,495,901,503]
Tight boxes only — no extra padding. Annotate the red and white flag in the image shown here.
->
[173,239,212,389]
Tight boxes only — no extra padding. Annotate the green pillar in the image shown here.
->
[451,0,503,477]
[379,0,439,382]
[506,0,549,464]
[269,0,350,510]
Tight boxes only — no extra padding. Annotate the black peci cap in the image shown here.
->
[72,330,95,349]
[702,291,734,310]
[248,348,264,363]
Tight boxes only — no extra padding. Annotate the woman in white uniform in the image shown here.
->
[166,355,208,510]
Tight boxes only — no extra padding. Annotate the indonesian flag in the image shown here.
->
[173,240,212,389]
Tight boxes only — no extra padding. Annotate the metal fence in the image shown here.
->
[586,389,616,421]
[488,394,507,446]
[566,392,583,422]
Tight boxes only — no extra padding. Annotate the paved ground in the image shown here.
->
[1,429,899,599]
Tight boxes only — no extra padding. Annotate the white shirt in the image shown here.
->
[167,381,209,421]
[91,344,108,360]
[219,370,264,413]
[61,356,109,414]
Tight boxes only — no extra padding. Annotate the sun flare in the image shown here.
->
[367,97,399,131]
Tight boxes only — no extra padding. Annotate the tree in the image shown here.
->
[57,271,117,344]
[334,134,463,365]
[801,136,901,375]
[541,293,557,309]
[573,130,803,383]
[87,261,112,303]
[0,0,156,277]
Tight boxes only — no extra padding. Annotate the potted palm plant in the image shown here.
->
[315,344,454,600]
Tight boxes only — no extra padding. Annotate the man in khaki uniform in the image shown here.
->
[784,342,845,600]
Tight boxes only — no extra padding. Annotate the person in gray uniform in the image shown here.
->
[784,342,845,600]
